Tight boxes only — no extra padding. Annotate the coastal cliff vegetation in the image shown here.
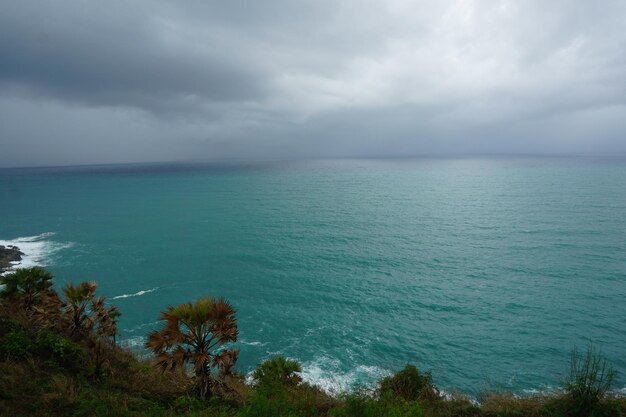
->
[1,267,624,417]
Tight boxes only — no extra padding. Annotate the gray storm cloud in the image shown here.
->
[1,0,625,167]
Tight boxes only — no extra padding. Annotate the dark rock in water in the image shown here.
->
[0,245,23,274]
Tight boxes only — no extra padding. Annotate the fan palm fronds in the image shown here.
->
[146,297,238,400]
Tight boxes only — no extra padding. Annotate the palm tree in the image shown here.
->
[92,296,121,344]
[0,267,54,310]
[32,289,64,331]
[146,297,239,400]
[88,299,121,379]
[62,281,98,338]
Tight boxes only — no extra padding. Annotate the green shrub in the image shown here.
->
[241,382,335,417]
[2,326,33,359]
[565,344,617,417]
[240,390,300,417]
[173,395,206,413]
[379,365,438,402]
[253,356,302,388]
[36,330,89,371]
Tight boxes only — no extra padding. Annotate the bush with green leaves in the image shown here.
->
[565,344,617,417]
[241,383,335,417]
[253,356,303,388]
[36,330,89,371]
[240,390,300,417]
[379,364,439,402]
[2,325,33,359]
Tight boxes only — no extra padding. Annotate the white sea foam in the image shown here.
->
[298,356,391,396]
[0,232,72,276]
[119,336,150,358]
[112,288,158,299]
[121,336,146,348]
[244,355,391,395]
[122,321,160,333]
[239,339,267,347]
[520,385,561,397]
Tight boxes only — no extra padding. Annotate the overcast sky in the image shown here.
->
[1,0,625,167]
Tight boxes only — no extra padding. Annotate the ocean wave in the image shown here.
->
[239,339,267,347]
[120,336,146,348]
[244,355,391,395]
[299,356,391,395]
[112,288,158,300]
[122,321,160,333]
[0,232,73,275]
[521,386,561,396]
[119,336,150,358]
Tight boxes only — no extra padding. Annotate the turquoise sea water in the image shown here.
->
[1,157,625,395]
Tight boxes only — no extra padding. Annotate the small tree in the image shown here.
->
[0,267,54,310]
[565,344,617,417]
[92,296,121,344]
[253,356,302,388]
[62,282,98,338]
[379,364,439,402]
[32,289,64,331]
[146,297,239,400]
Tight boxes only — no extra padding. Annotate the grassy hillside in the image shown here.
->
[1,267,624,417]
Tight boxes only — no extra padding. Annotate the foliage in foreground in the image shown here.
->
[252,355,302,388]
[146,297,239,400]
[1,267,625,417]
[565,344,618,417]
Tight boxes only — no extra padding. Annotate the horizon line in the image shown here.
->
[2,152,626,170]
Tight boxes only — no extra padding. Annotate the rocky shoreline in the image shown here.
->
[0,245,23,274]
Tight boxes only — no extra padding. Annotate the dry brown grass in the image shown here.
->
[0,359,43,416]
[99,347,192,402]
[479,392,557,417]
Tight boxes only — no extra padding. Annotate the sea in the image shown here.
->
[1,157,625,396]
